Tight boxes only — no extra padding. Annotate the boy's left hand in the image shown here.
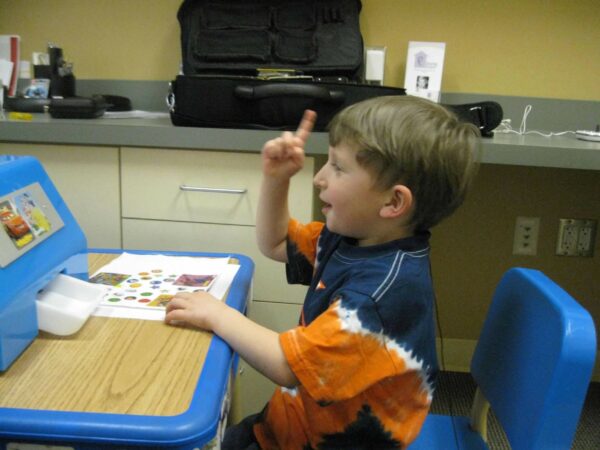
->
[165,291,225,331]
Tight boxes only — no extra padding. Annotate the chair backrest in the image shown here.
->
[470,268,596,450]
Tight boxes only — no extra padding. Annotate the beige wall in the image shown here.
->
[1,0,599,100]
[360,0,600,100]
[431,165,599,341]
[0,0,183,81]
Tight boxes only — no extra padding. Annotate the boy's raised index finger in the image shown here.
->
[295,110,317,143]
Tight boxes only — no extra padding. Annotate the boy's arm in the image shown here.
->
[256,110,316,263]
[165,291,299,387]
[255,175,292,263]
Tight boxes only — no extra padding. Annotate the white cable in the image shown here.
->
[493,104,576,137]
[519,104,531,134]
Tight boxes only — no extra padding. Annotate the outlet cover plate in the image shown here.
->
[556,218,597,257]
[513,216,540,256]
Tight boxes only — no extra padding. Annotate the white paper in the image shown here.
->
[0,35,20,96]
[365,47,386,85]
[404,41,446,102]
[90,253,239,321]
[93,264,240,321]
[93,252,231,274]
[0,59,13,88]
[103,110,170,119]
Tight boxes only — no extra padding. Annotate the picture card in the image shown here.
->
[404,41,446,102]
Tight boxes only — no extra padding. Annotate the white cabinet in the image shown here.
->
[122,148,272,225]
[0,143,121,248]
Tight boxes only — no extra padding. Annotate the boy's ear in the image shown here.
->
[380,185,413,219]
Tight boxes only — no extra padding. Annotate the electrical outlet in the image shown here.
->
[578,227,593,254]
[513,216,540,256]
[557,220,580,256]
[556,218,597,257]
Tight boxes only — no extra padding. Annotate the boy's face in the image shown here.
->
[314,143,390,245]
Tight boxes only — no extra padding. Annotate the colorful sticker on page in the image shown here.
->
[89,272,131,287]
[148,294,174,308]
[173,274,217,289]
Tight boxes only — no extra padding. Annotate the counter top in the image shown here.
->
[0,113,303,153]
[1,113,599,170]
[480,132,600,170]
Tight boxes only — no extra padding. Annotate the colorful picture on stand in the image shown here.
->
[90,268,218,310]
[0,199,35,249]
[13,192,52,237]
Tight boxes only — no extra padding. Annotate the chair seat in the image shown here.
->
[409,414,488,450]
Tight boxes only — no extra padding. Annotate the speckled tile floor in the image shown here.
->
[430,371,600,450]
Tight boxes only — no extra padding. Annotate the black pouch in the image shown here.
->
[48,96,108,119]
[179,0,364,80]
[3,97,50,113]
[444,101,503,137]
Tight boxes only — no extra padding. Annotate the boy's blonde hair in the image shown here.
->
[328,96,481,231]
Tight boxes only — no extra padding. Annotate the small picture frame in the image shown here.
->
[404,41,446,102]
[24,78,50,98]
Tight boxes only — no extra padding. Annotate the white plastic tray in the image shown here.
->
[36,274,106,336]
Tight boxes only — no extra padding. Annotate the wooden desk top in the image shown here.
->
[0,253,212,416]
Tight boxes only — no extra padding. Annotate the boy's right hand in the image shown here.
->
[261,110,316,180]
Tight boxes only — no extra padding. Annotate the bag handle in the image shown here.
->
[234,84,345,103]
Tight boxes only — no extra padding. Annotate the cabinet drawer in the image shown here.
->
[123,219,308,304]
[121,147,314,225]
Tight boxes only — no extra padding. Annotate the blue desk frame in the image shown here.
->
[0,249,254,449]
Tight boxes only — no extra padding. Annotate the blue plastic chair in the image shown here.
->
[411,268,597,450]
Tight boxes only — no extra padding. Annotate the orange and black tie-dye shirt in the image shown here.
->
[253,219,439,450]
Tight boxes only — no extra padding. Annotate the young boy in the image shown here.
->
[165,96,480,449]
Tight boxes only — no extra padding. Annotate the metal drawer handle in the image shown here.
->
[179,184,247,194]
